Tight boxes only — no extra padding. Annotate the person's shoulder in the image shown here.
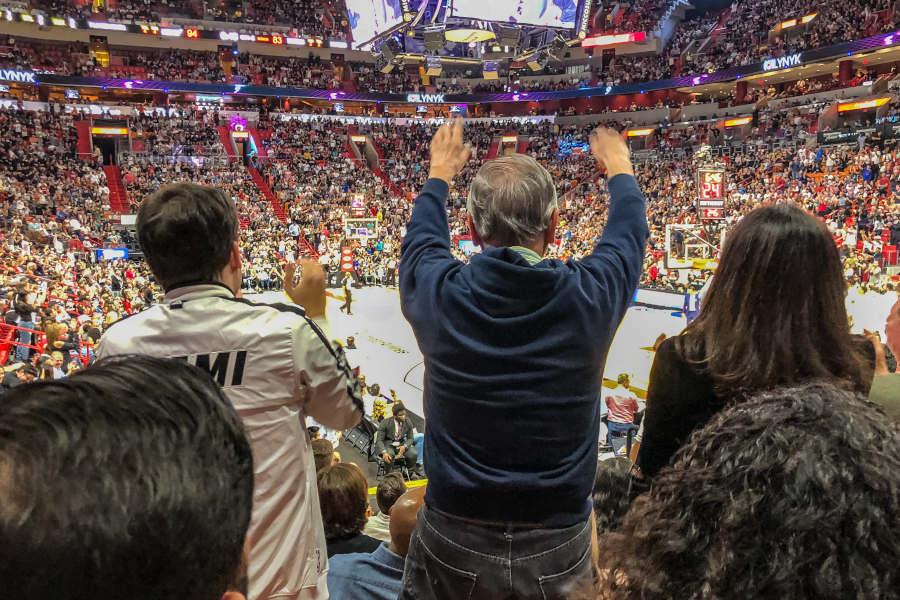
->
[219,296,311,324]
[327,551,366,569]
[655,336,681,360]
[849,333,876,362]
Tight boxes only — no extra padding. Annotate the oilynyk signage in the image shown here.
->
[762,53,802,72]
[0,69,36,83]
[406,93,445,103]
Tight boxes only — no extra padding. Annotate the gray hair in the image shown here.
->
[466,154,558,247]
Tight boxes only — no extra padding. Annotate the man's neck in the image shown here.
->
[214,275,239,296]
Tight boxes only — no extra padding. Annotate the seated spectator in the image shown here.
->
[317,462,382,557]
[375,401,418,475]
[312,438,336,473]
[596,382,900,599]
[49,351,66,380]
[0,355,254,600]
[364,473,408,542]
[328,486,427,600]
[868,296,900,419]
[604,373,640,448]
[1,363,37,390]
[636,205,876,479]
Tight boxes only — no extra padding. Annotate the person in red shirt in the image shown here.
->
[605,373,640,447]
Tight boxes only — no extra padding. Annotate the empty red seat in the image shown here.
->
[885,245,898,265]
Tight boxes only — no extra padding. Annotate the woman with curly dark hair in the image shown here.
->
[636,204,875,478]
[317,462,381,558]
[597,382,900,599]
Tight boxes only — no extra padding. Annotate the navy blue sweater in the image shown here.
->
[399,174,648,526]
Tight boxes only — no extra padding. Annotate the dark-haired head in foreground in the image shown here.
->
[591,456,633,537]
[0,355,254,600]
[136,182,240,291]
[597,382,900,599]
[677,204,872,394]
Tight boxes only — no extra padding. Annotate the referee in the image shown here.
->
[98,183,363,600]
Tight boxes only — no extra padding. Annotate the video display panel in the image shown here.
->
[450,0,578,28]
[346,0,405,49]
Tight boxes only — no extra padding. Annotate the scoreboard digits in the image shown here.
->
[697,168,726,220]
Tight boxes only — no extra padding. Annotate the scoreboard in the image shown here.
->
[697,168,726,220]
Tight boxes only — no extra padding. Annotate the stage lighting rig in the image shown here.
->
[380,38,403,61]
[374,54,395,73]
[498,25,520,49]
[425,55,443,76]
[526,48,550,71]
[548,33,569,59]
[424,27,445,51]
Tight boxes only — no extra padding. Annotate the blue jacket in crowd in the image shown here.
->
[399,174,648,526]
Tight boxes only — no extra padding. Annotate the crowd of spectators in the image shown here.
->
[0,105,157,381]
[4,2,900,111]
[250,110,899,301]
[127,109,222,156]
[29,0,346,38]
[595,0,673,36]
[2,100,898,387]
[601,0,898,86]
[1,90,900,600]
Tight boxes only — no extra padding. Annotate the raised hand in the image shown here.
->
[284,258,327,319]
[429,117,472,184]
[589,127,634,178]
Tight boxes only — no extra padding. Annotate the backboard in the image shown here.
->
[665,223,726,270]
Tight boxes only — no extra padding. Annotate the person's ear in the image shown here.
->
[229,241,241,271]
[221,591,246,600]
[467,214,485,249]
[544,208,559,250]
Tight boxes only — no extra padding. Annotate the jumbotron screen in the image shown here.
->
[450,0,579,28]
[346,0,405,49]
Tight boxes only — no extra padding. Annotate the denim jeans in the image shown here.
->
[16,321,33,362]
[606,421,633,456]
[606,421,632,442]
[399,505,593,600]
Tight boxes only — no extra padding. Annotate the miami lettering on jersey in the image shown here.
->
[173,351,248,387]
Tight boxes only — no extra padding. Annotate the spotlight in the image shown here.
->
[483,60,499,80]
[374,54,394,73]
[425,55,442,77]
[498,25,520,48]
[548,33,568,59]
[526,48,550,71]
[424,27,445,52]
[380,38,402,61]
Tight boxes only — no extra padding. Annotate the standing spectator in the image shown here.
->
[0,356,254,600]
[364,473,408,542]
[868,296,900,419]
[398,122,647,598]
[317,463,382,558]
[97,183,363,600]
[12,284,36,362]
[605,373,640,447]
[636,205,876,479]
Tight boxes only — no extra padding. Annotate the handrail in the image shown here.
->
[0,322,94,365]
